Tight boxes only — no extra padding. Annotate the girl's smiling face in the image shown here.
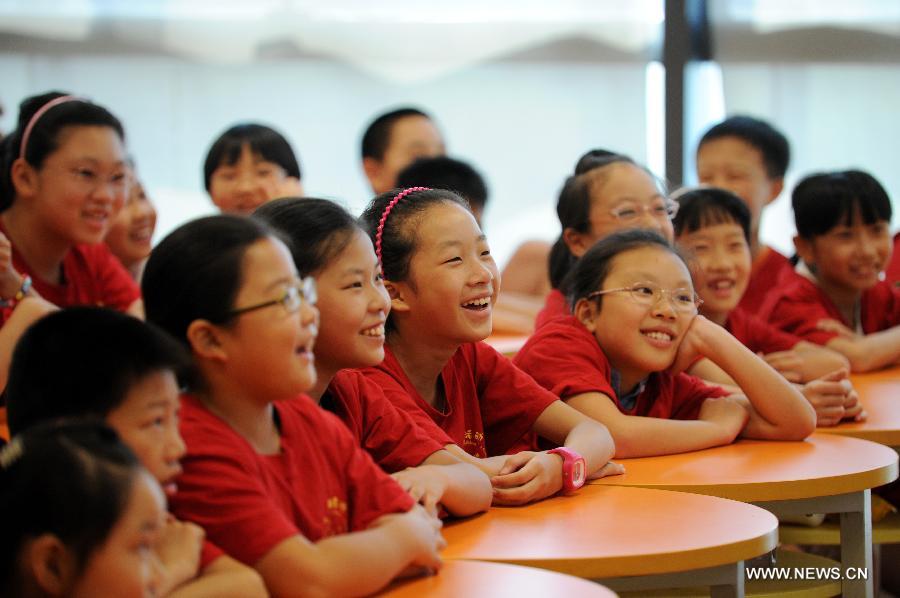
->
[106,175,157,269]
[215,236,319,402]
[390,201,499,346]
[23,125,128,245]
[313,229,391,372]
[208,144,301,215]
[578,245,696,389]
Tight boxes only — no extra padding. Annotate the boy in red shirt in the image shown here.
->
[695,116,794,315]
[768,170,900,372]
[673,187,861,426]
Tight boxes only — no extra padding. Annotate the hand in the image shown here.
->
[816,318,858,339]
[155,516,204,592]
[380,505,445,573]
[841,386,867,422]
[761,350,804,383]
[669,314,712,375]
[490,451,563,506]
[697,396,748,441]
[801,368,850,427]
[391,466,447,517]
[0,232,23,299]
[587,461,625,480]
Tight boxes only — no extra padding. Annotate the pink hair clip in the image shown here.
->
[375,187,431,263]
[18,95,84,161]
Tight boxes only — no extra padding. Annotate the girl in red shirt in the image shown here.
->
[359,187,621,506]
[254,197,492,516]
[515,229,816,457]
[143,214,445,597]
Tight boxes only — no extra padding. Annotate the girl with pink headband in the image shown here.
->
[359,187,622,505]
[0,92,142,321]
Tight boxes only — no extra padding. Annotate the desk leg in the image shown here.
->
[840,488,872,598]
[755,489,873,598]
[600,561,744,597]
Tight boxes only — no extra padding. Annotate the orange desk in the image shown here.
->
[377,561,617,597]
[485,334,529,357]
[817,368,900,448]
[442,485,777,596]
[591,436,898,598]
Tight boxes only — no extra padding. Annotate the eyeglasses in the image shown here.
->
[608,199,678,223]
[588,281,701,314]
[226,276,317,318]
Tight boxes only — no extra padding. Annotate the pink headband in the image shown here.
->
[375,187,431,263]
[18,95,84,161]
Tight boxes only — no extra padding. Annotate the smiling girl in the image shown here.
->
[255,197,492,516]
[143,214,445,596]
[359,187,621,505]
[514,229,815,457]
[0,92,142,321]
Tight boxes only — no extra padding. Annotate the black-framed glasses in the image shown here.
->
[587,281,701,314]
[608,199,679,222]
[226,276,317,318]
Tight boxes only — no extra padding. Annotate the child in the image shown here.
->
[767,170,900,372]
[106,161,156,281]
[538,151,676,328]
[203,123,303,215]
[142,214,445,596]
[395,157,537,333]
[359,187,621,505]
[254,197,492,515]
[514,229,816,457]
[673,187,862,426]
[6,307,266,597]
[695,115,793,314]
[0,91,142,320]
[360,107,445,195]
[1,420,165,597]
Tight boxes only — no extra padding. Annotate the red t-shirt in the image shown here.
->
[0,221,140,325]
[513,316,729,419]
[884,232,900,285]
[534,288,569,329]
[360,343,558,458]
[739,246,793,318]
[321,370,449,472]
[724,307,801,354]
[172,394,413,566]
[768,274,900,345]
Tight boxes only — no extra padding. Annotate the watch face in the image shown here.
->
[572,459,586,488]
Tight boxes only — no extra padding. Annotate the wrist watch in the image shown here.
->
[547,447,586,494]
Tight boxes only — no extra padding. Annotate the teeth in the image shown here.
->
[361,325,385,337]
[643,331,673,341]
[711,280,734,289]
[462,297,490,307]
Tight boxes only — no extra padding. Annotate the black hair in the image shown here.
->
[360,188,469,286]
[6,307,190,436]
[142,215,284,350]
[549,151,638,289]
[792,169,892,239]
[568,229,681,309]
[0,420,143,593]
[698,115,790,179]
[203,123,301,192]
[0,91,126,211]
[361,107,431,161]
[254,197,363,276]
[672,186,751,243]
[396,156,488,210]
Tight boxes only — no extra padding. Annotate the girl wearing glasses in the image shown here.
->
[254,197,492,517]
[359,187,621,506]
[0,92,141,321]
[143,215,445,597]
[515,229,815,458]
[538,150,676,329]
